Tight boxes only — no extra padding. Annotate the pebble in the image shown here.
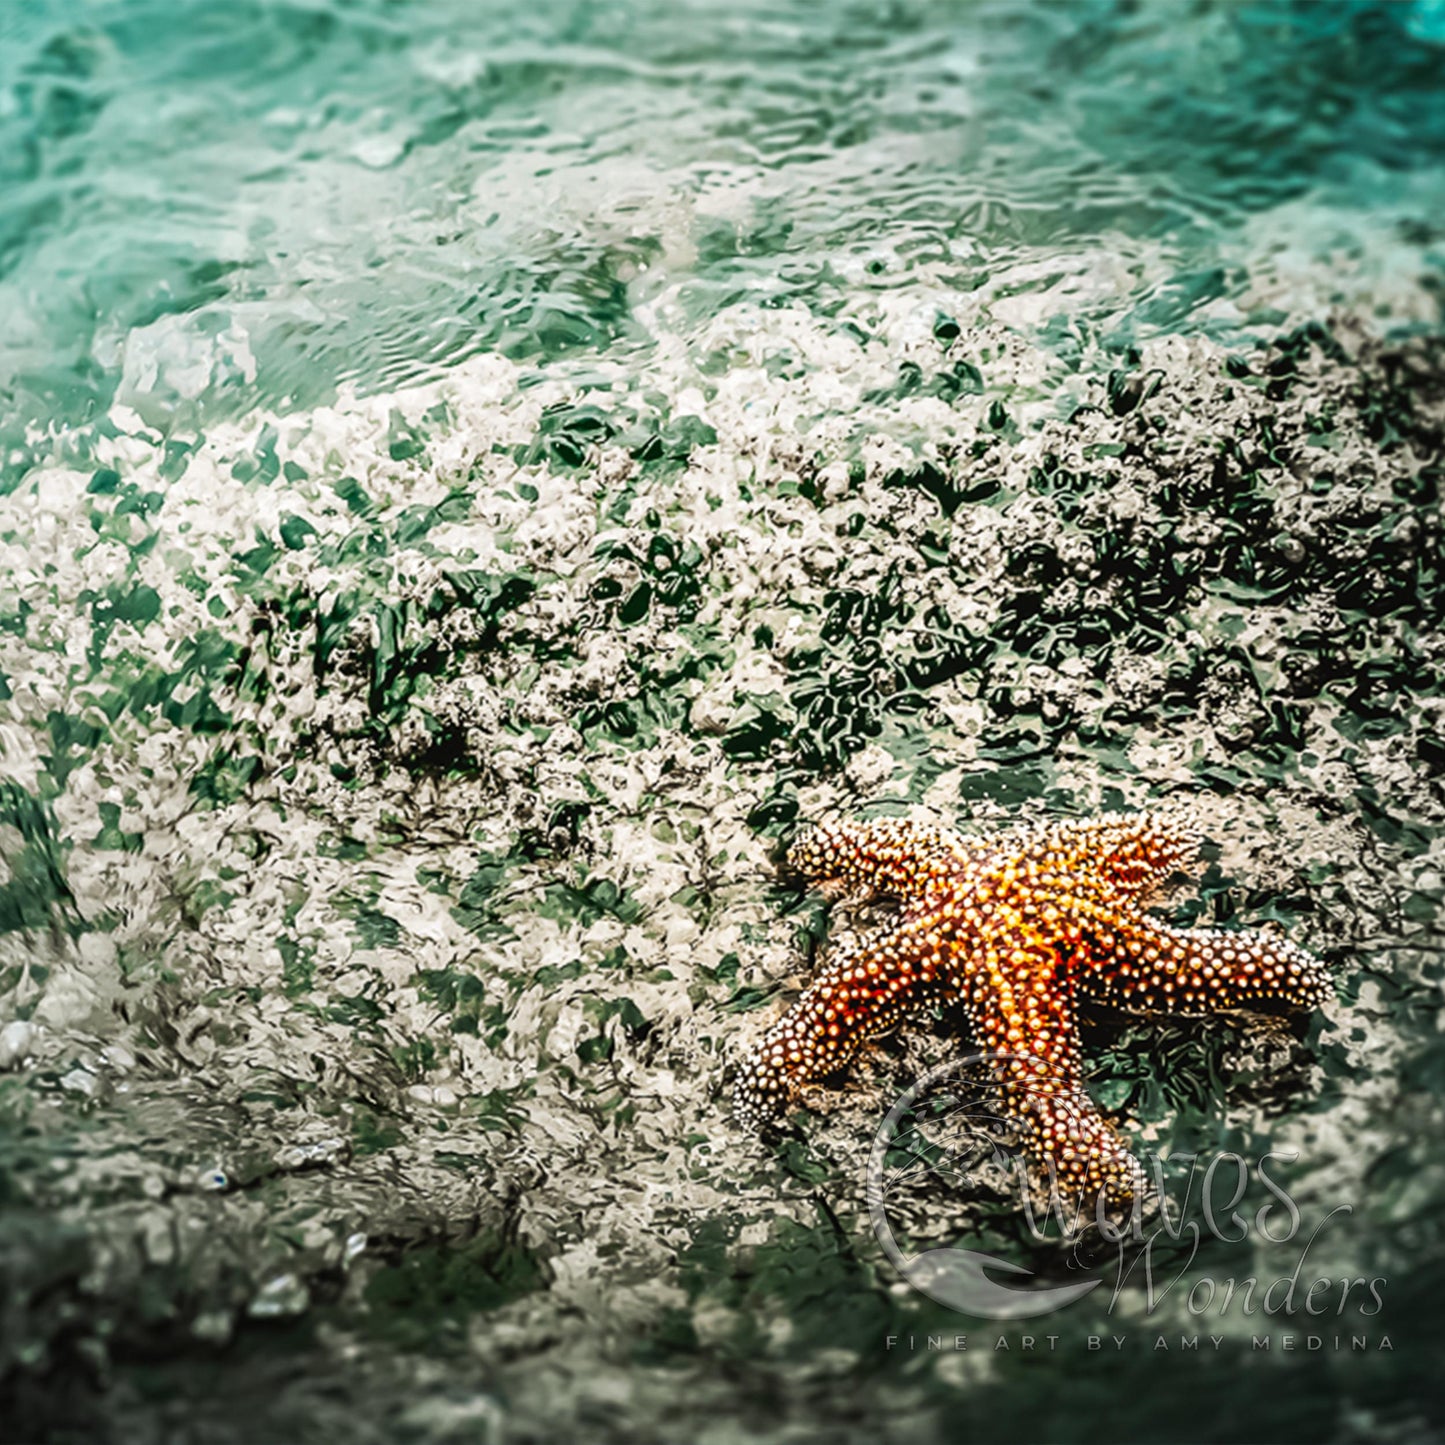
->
[0,1019,35,1070]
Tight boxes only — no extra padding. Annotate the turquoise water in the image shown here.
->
[4,0,1443,456]
[2,4,1445,1443]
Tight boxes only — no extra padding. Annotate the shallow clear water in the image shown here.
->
[3,0,1443,455]
[1,4,1444,1443]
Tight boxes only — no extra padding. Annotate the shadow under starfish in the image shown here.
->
[733,813,1332,1209]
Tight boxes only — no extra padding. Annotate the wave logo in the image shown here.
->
[864,1053,1109,1320]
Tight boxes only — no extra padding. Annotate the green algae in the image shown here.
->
[0,302,1442,1444]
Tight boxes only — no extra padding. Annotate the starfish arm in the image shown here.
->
[1038,814,1204,902]
[787,818,975,901]
[1072,913,1331,1016]
[732,919,943,1128]
[961,936,1141,1203]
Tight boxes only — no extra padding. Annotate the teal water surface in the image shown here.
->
[3,0,1443,457]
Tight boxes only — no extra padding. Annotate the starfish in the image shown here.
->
[733,814,1329,1203]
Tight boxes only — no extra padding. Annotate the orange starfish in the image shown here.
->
[733,814,1329,1203]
